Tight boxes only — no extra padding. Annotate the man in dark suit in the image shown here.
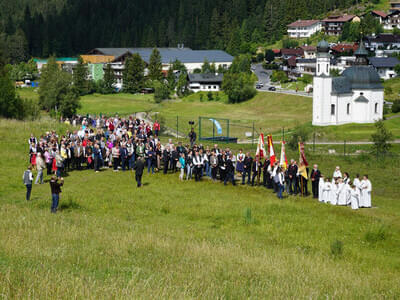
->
[120,144,128,171]
[251,155,262,186]
[288,159,298,195]
[224,155,236,186]
[310,164,321,198]
[134,157,145,187]
[242,153,252,185]
[163,148,170,174]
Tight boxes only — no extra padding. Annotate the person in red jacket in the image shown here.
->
[153,120,160,137]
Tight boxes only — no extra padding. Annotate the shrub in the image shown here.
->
[371,120,393,155]
[330,239,343,257]
[199,93,204,102]
[392,100,400,113]
[271,70,288,83]
[154,81,170,103]
[207,91,213,101]
[215,92,220,101]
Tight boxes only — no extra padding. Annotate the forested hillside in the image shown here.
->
[0,0,368,62]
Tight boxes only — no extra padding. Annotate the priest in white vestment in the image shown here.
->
[350,185,360,210]
[360,175,372,208]
[337,179,347,206]
[318,175,325,202]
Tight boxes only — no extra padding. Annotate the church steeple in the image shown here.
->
[316,39,330,76]
[354,41,368,66]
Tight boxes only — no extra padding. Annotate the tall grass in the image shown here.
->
[1,119,400,298]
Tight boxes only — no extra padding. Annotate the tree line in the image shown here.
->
[0,0,360,63]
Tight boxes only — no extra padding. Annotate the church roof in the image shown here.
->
[341,65,383,90]
[332,76,352,94]
[354,95,369,102]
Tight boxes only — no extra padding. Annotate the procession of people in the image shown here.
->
[24,114,373,213]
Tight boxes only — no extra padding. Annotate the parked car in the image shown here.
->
[268,86,276,91]
[256,84,262,89]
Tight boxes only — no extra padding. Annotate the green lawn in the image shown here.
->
[384,77,400,102]
[1,118,400,298]
[17,88,399,142]
[78,91,313,141]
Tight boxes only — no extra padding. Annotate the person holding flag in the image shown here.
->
[254,133,266,185]
[298,142,309,196]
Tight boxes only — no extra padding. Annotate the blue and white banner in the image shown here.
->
[209,119,222,135]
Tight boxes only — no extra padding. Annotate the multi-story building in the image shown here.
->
[322,15,359,36]
[287,20,322,38]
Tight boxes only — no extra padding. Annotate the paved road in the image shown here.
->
[252,63,312,98]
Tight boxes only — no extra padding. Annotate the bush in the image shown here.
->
[222,72,257,103]
[298,74,313,85]
[392,100,400,113]
[371,120,393,155]
[271,70,288,83]
[262,62,279,70]
[154,81,170,103]
[21,98,40,120]
[215,92,220,101]
[330,240,343,257]
[199,93,204,102]
[207,91,213,101]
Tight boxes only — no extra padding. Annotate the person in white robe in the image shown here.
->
[323,178,332,204]
[350,184,360,210]
[332,166,342,182]
[318,175,325,202]
[353,174,362,206]
[345,181,352,205]
[330,180,338,205]
[360,175,372,208]
[337,178,347,206]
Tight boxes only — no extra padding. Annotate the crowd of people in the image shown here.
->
[23,114,372,213]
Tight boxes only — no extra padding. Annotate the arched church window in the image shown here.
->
[326,64,328,73]
[375,103,378,114]
[331,104,335,115]
[318,64,320,73]
[347,103,350,115]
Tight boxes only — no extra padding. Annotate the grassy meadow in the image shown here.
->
[1,118,400,298]
[18,88,400,142]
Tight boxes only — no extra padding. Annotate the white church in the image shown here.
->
[312,40,384,126]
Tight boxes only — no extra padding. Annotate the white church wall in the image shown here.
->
[312,76,332,126]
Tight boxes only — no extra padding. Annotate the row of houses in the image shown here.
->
[33,47,233,92]
[287,15,360,38]
[288,1,400,38]
[276,36,400,80]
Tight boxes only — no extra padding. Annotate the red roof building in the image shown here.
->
[331,43,359,54]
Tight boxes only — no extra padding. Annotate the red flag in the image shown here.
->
[267,135,276,165]
[298,142,309,179]
[256,133,266,159]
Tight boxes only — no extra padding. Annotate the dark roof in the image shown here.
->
[342,65,383,90]
[365,34,400,44]
[332,76,352,94]
[297,58,316,63]
[288,20,320,27]
[369,56,400,68]
[323,15,355,22]
[354,95,369,103]
[188,73,224,83]
[90,48,233,64]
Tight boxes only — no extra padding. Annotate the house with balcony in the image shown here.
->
[287,20,322,38]
[322,15,359,36]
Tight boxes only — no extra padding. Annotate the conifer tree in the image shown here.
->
[123,54,145,93]
[148,48,163,81]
